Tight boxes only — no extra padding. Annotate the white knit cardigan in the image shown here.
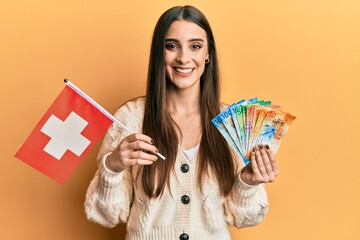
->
[85,98,268,240]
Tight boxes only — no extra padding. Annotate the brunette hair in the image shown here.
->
[141,5,236,198]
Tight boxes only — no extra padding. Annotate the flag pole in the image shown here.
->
[64,79,166,160]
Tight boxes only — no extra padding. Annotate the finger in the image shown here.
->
[133,159,154,166]
[128,140,159,154]
[254,146,267,176]
[250,151,261,177]
[250,151,266,184]
[259,144,274,175]
[265,144,278,176]
[130,150,158,162]
[126,133,154,145]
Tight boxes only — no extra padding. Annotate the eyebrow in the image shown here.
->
[165,38,205,43]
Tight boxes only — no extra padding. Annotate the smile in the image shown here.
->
[174,68,194,74]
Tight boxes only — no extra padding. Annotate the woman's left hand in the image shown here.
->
[240,144,278,186]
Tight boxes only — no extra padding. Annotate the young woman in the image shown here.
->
[85,5,278,240]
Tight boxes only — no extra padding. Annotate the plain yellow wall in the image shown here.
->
[1,0,359,239]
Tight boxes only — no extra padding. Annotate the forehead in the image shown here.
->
[165,20,207,41]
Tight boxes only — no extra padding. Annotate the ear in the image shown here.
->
[205,53,210,64]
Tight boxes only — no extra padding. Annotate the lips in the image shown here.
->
[174,68,194,74]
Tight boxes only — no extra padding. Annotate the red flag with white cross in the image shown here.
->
[15,81,113,184]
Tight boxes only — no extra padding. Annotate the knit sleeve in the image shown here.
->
[84,99,144,228]
[224,173,268,228]
[224,149,269,229]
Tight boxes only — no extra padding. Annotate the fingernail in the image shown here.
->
[265,145,269,149]
[253,146,258,152]
[150,139,154,144]
[259,145,263,150]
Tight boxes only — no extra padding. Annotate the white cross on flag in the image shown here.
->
[15,83,113,184]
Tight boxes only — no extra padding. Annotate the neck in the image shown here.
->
[167,85,201,115]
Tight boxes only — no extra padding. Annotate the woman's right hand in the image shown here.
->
[105,133,159,173]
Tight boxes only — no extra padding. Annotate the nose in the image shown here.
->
[176,48,191,64]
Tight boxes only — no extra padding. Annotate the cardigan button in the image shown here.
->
[181,195,190,204]
[179,233,189,240]
[180,164,189,173]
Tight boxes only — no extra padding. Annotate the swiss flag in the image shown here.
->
[15,85,113,184]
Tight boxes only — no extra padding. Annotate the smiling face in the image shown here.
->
[164,20,209,91]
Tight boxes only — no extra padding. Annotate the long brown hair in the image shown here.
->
[141,5,236,198]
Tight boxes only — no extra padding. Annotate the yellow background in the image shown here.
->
[1,0,359,239]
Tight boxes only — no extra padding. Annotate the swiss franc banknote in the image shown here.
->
[212,98,296,165]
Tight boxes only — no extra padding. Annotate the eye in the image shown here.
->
[165,44,177,50]
[191,44,202,50]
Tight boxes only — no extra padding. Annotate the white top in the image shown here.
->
[180,145,200,160]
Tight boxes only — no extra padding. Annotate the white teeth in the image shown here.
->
[175,68,193,73]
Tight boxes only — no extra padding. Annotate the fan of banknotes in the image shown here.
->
[212,97,296,165]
